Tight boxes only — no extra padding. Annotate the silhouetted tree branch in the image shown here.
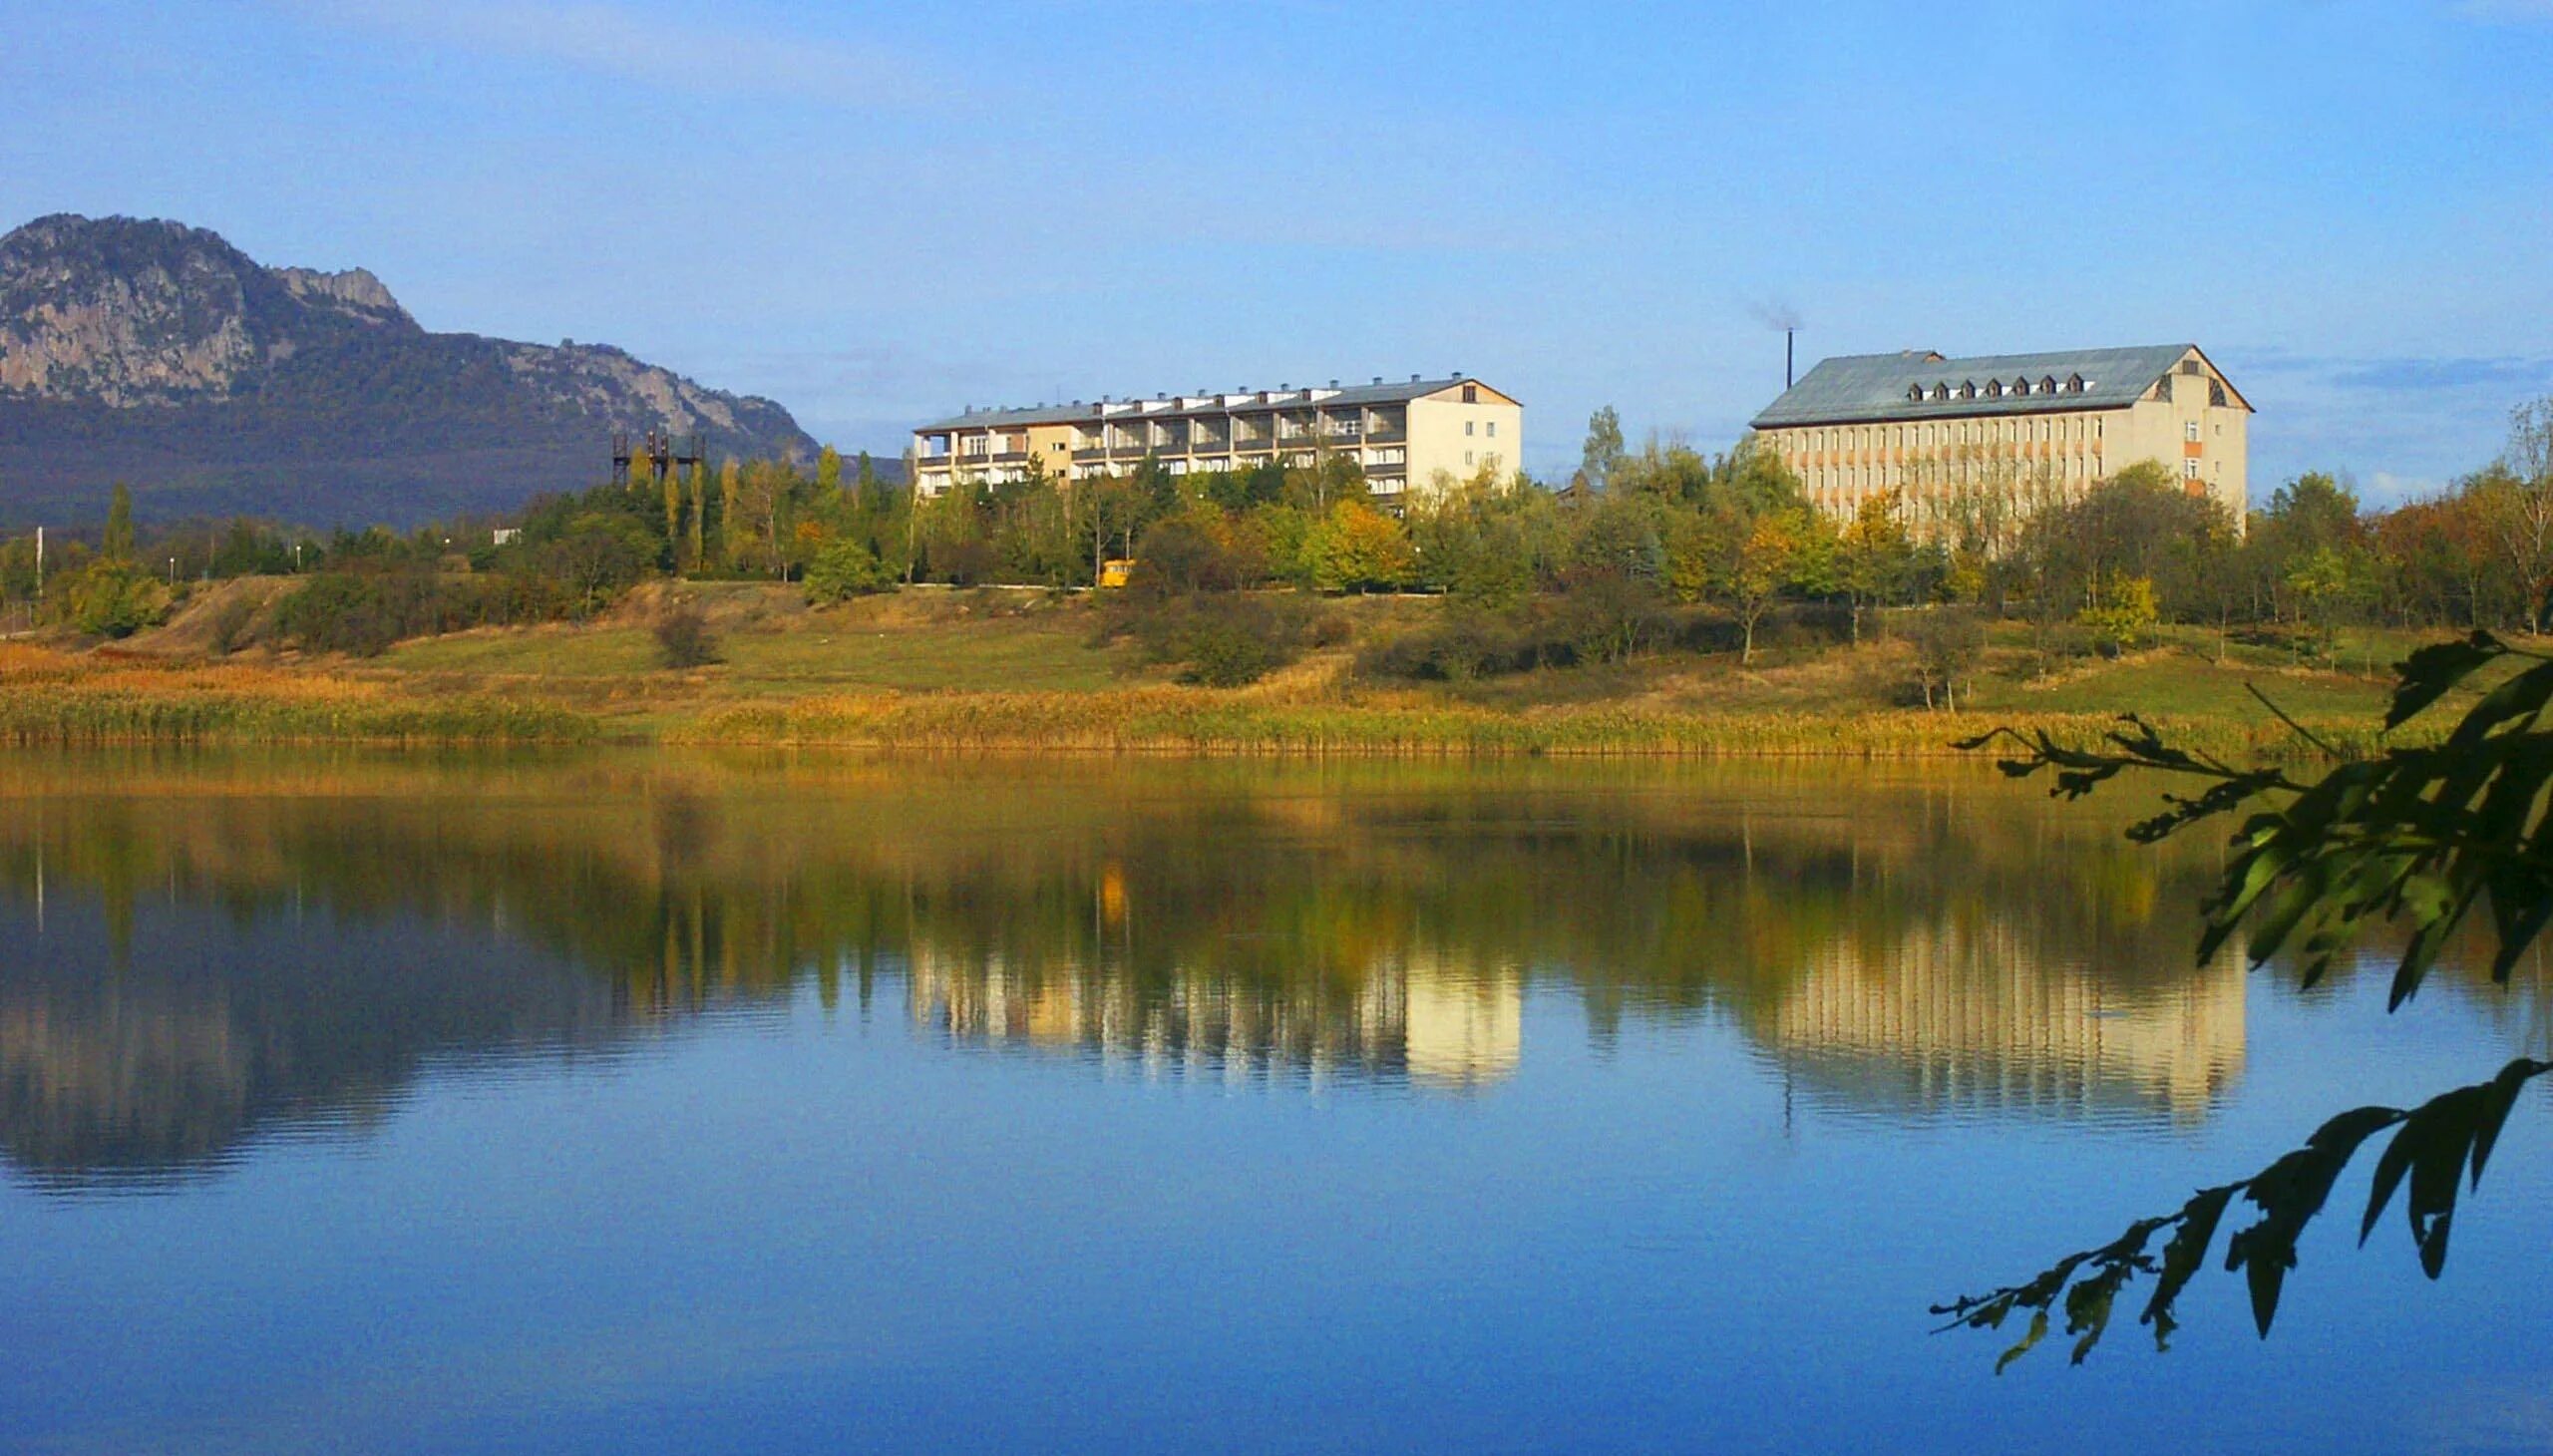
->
[1943,630,2553,1365]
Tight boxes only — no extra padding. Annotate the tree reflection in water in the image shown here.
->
[0,751,2534,1192]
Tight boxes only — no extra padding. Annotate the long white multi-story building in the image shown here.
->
[911,374,1522,503]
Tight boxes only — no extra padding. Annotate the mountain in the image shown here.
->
[0,213,822,528]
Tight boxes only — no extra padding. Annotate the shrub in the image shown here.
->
[652,600,722,668]
[1180,618,1278,686]
[1129,517,1245,596]
[1355,602,1583,682]
[269,567,567,656]
[805,539,893,602]
[208,594,262,655]
[1111,591,1311,687]
[64,561,170,639]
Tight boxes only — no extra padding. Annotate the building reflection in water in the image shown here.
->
[6,754,2466,1190]
[1759,918,2247,1124]
[906,941,1524,1092]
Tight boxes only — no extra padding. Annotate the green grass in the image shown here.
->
[381,606,1131,696]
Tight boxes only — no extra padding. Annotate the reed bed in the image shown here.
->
[0,648,597,746]
[671,688,2388,761]
[0,642,2403,758]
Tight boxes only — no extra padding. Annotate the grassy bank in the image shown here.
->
[0,646,600,746]
[0,584,2443,756]
[672,688,2394,759]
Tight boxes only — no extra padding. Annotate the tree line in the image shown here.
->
[6,396,2550,683]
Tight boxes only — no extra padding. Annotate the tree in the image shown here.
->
[104,482,135,563]
[1671,504,1805,667]
[2077,572,2158,656]
[539,513,654,613]
[2472,400,2553,631]
[660,462,684,561]
[1836,493,1915,643]
[686,461,709,570]
[1908,608,1985,710]
[1941,635,2553,1365]
[1580,406,1627,493]
[717,459,743,569]
[1307,500,1415,593]
[2284,544,2378,659]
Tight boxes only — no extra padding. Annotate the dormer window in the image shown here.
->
[1984,380,2004,398]
[2065,374,2084,393]
[1957,381,1977,399]
[2012,377,2032,395]
[1906,384,1924,403]
[1930,383,1950,402]
[2039,376,2057,395]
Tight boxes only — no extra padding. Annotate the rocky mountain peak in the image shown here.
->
[0,212,822,527]
[273,265,411,326]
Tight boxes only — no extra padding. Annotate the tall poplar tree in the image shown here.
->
[104,482,135,562]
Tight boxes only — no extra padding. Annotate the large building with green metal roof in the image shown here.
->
[1750,344,2251,530]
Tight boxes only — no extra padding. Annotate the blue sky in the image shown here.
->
[5,0,2551,503]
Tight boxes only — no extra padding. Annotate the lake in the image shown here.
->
[1,751,2545,1454]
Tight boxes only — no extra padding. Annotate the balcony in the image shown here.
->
[1361,428,1406,446]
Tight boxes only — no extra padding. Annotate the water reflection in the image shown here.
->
[0,750,2520,1191]
[909,945,1522,1090]
[1761,919,2247,1123]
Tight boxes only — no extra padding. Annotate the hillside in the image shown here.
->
[0,213,822,527]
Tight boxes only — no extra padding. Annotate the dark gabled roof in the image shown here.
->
[916,376,1504,433]
[1749,344,2217,429]
[913,402,1090,431]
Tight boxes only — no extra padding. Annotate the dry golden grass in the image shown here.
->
[0,600,2423,759]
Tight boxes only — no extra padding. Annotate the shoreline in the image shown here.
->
[0,679,2386,759]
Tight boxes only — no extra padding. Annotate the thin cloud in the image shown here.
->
[2458,0,2553,19]
[271,0,916,106]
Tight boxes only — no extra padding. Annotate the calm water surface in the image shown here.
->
[0,751,2546,1454]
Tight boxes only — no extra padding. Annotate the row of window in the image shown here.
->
[1804,453,2221,505]
[1790,415,2104,454]
[1906,373,2088,403]
[1807,453,2106,495]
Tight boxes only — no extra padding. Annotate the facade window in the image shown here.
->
[2210,379,2229,408]
[2183,457,2201,480]
[1464,451,1475,466]
[1462,385,1479,403]
[1486,422,1497,438]
[1465,420,1475,436]
[2185,421,2201,443]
